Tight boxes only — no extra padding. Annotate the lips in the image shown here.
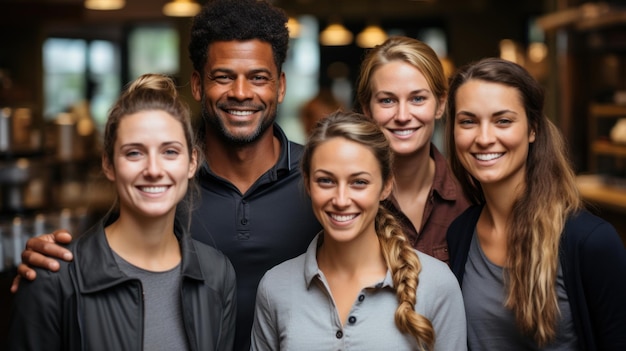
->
[139,186,168,194]
[391,128,417,136]
[329,213,358,222]
[474,153,504,161]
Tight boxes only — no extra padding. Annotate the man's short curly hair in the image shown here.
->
[189,0,289,74]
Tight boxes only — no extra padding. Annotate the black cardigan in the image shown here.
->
[447,205,626,351]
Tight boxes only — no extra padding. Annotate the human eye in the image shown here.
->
[250,74,270,85]
[315,177,335,187]
[351,179,369,188]
[125,149,143,160]
[411,95,426,104]
[208,73,232,84]
[456,117,476,127]
[163,148,181,158]
[496,118,513,126]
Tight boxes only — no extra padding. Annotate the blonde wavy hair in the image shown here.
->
[301,111,435,349]
[446,58,582,345]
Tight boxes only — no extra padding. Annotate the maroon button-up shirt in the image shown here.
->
[382,144,471,265]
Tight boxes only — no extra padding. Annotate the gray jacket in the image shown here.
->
[8,216,237,351]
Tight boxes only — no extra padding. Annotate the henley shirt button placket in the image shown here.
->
[335,330,343,339]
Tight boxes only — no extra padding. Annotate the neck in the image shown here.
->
[105,212,180,271]
[393,145,434,193]
[317,230,386,277]
[204,125,280,194]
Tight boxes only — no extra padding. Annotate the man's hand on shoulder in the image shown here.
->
[10,230,74,293]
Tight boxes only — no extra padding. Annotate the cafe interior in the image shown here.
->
[0,0,625,343]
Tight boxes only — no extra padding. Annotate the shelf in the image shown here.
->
[591,141,626,158]
[590,104,626,118]
[576,175,626,214]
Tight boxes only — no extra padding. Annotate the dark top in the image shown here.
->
[190,124,322,351]
[8,215,237,351]
[383,144,470,263]
[447,205,626,351]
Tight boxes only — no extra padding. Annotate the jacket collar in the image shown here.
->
[73,214,205,293]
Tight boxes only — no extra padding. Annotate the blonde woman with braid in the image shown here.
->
[251,111,466,350]
[446,58,626,350]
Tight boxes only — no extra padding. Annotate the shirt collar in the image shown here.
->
[303,232,394,289]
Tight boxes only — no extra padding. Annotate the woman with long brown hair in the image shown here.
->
[446,57,626,350]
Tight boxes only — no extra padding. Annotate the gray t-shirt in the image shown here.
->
[463,231,578,350]
[251,233,467,351]
[113,252,189,351]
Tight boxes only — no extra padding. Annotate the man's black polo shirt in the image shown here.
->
[190,124,321,351]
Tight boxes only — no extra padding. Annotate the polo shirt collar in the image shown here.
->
[198,123,293,180]
[303,232,394,289]
[431,143,460,201]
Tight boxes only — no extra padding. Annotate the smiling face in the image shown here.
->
[366,60,444,157]
[191,39,286,146]
[307,137,392,244]
[103,110,198,220]
[453,79,535,190]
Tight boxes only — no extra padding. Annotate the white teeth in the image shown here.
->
[330,213,357,222]
[141,186,167,194]
[228,110,254,116]
[392,129,415,136]
[475,153,503,161]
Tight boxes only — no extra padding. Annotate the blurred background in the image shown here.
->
[0,0,625,341]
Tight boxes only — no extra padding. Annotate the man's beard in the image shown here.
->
[201,95,276,147]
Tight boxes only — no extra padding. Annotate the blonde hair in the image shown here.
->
[355,35,447,115]
[301,111,434,349]
[446,58,582,345]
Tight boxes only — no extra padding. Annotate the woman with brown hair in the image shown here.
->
[446,57,626,350]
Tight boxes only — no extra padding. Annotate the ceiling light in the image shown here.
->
[356,24,387,48]
[84,0,125,10]
[163,0,202,17]
[320,22,353,46]
[287,17,301,38]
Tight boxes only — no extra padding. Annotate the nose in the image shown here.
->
[475,123,495,146]
[394,102,411,123]
[143,154,163,178]
[331,184,351,208]
[228,77,253,101]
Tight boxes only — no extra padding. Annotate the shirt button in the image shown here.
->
[241,219,248,225]
[348,316,356,324]
[358,294,365,302]
[336,330,343,339]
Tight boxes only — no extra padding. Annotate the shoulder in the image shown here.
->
[262,253,306,281]
[561,210,624,259]
[191,239,235,276]
[415,250,460,290]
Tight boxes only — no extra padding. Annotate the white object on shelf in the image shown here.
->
[610,118,626,144]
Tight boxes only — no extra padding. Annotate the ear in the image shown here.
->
[102,155,116,182]
[529,128,536,143]
[188,148,199,179]
[191,70,202,102]
[380,177,394,201]
[435,95,447,120]
[277,72,286,104]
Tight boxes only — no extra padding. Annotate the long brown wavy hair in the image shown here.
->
[446,58,582,345]
[301,111,435,349]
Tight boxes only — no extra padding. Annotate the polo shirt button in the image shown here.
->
[335,330,343,339]
[241,219,248,225]
[358,294,365,302]
[348,316,356,324]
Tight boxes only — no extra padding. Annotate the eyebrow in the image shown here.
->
[456,109,517,118]
[313,169,372,177]
[209,67,273,76]
[375,88,429,96]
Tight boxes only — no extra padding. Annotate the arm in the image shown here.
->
[579,220,626,350]
[7,266,67,350]
[250,275,279,351]
[426,264,468,351]
[10,230,74,293]
[218,258,237,351]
